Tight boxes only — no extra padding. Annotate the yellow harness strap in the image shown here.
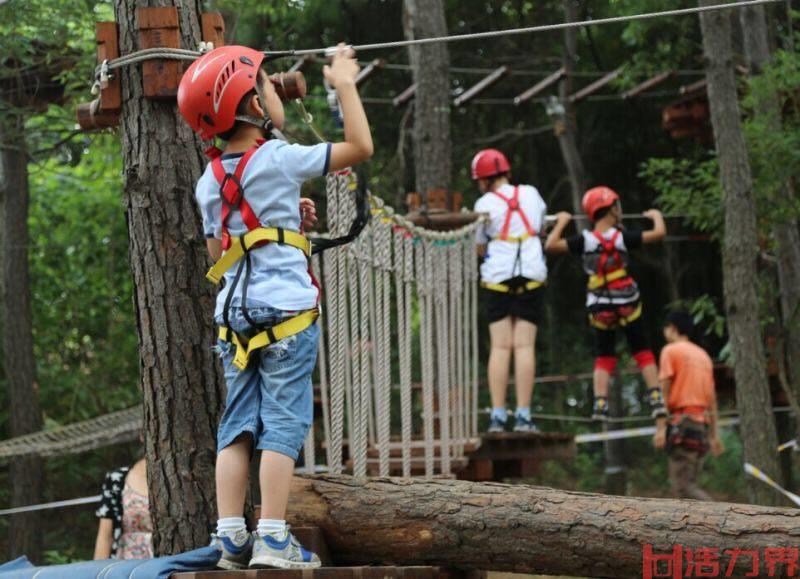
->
[491,232,533,243]
[207,227,312,285]
[588,302,643,330]
[481,280,544,295]
[218,309,319,371]
[587,268,628,291]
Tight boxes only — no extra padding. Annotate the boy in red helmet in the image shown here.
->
[545,187,667,420]
[177,45,373,569]
[472,149,548,433]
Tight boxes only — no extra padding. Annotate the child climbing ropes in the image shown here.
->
[177,44,372,570]
[472,149,547,433]
[544,186,666,420]
[654,310,723,500]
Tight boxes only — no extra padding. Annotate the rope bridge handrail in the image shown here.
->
[0,406,142,462]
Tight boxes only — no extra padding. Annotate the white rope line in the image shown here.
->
[99,0,780,71]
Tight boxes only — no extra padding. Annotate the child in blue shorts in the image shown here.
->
[177,44,373,570]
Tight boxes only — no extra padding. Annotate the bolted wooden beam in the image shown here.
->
[200,13,225,48]
[137,6,181,99]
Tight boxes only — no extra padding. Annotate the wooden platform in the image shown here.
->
[174,567,484,578]
[459,431,576,482]
[173,525,485,578]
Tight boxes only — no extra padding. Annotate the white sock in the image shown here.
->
[258,518,287,536]
[491,407,507,421]
[217,516,247,536]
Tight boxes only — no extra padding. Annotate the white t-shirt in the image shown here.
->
[195,139,331,317]
[474,184,548,284]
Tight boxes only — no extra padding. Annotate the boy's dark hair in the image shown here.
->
[592,200,619,222]
[487,172,510,190]
[217,69,268,142]
[665,310,694,336]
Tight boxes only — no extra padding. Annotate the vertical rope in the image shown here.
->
[450,241,464,457]
[395,230,414,477]
[325,173,345,474]
[470,231,480,437]
[312,253,333,468]
[433,242,452,476]
[375,219,393,477]
[303,425,316,474]
[354,225,372,477]
[416,240,436,478]
[461,239,472,440]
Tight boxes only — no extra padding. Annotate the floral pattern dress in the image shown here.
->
[95,466,153,559]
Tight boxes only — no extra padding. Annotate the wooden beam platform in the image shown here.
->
[174,568,485,578]
[459,431,576,482]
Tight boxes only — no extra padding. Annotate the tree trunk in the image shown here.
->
[741,4,800,436]
[113,0,225,553]
[699,0,781,505]
[287,475,800,578]
[402,0,452,204]
[552,0,587,213]
[0,118,44,564]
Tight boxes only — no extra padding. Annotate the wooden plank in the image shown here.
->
[96,21,121,113]
[201,12,226,48]
[453,66,509,107]
[393,84,416,107]
[569,67,623,103]
[622,70,675,100]
[137,6,181,99]
[355,59,384,87]
[513,67,565,105]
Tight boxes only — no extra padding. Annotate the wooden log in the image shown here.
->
[287,475,800,578]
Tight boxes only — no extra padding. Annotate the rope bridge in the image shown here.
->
[306,171,484,478]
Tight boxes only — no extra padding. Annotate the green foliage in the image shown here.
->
[639,156,723,238]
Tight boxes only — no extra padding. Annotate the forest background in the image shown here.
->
[0,0,798,562]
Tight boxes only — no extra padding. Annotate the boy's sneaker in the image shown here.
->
[249,528,322,569]
[592,397,609,421]
[513,415,540,433]
[487,416,508,433]
[211,529,253,570]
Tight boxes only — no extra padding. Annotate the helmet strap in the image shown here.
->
[233,79,276,137]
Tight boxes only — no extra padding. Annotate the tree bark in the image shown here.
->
[287,475,800,578]
[113,0,225,553]
[402,0,452,204]
[0,117,44,564]
[699,0,781,505]
[552,0,587,214]
[741,4,800,436]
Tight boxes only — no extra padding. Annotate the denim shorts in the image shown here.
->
[214,306,319,461]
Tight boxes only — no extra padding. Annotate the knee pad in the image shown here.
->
[594,356,618,374]
[634,350,656,369]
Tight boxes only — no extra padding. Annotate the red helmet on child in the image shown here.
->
[177,46,266,140]
[471,149,511,180]
[582,186,620,221]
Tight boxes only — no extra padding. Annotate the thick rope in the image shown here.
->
[395,230,414,477]
[312,253,333,468]
[434,243,452,475]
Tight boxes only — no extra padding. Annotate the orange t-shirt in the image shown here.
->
[659,341,715,422]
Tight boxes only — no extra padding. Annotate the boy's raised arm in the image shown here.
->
[642,209,666,244]
[545,212,572,254]
[325,45,374,171]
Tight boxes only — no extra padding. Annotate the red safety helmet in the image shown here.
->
[178,46,266,140]
[471,149,511,180]
[582,186,620,221]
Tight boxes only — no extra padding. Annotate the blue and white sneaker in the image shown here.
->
[513,415,540,433]
[211,529,254,570]
[249,528,322,569]
[487,416,508,433]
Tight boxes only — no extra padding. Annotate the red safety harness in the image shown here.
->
[208,139,266,251]
[593,229,623,276]
[490,186,537,241]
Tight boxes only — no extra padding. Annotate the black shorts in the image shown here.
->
[482,276,545,325]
